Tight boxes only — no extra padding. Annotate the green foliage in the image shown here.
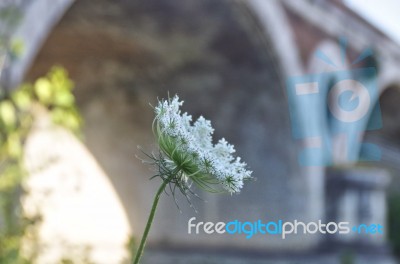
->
[0,66,82,263]
[0,3,24,71]
[58,245,94,264]
[33,66,82,133]
[388,193,400,257]
[340,250,355,264]
[0,5,21,33]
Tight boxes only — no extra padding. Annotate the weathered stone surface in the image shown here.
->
[26,0,311,252]
[14,0,400,262]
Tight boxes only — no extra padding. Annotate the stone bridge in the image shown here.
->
[3,0,400,263]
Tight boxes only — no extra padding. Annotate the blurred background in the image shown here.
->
[0,0,399,263]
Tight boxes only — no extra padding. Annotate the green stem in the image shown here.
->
[133,179,169,264]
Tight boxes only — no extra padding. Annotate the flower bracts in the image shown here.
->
[154,95,252,194]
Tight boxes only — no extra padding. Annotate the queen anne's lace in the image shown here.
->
[154,95,252,193]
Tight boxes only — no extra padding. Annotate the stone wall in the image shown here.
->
[9,0,400,262]
[25,0,313,252]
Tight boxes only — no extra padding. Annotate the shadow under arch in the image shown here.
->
[21,0,314,256]
[360,83,400,173]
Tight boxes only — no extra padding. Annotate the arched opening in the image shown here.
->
[21,0,309,260]
[361,84,400,178]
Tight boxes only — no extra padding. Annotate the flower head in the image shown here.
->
[153,95,252,194]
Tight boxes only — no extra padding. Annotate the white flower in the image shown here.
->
[154,95,252,193]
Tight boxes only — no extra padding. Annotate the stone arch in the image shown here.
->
[360,83,400,165]
[245,0,304,77]
[354,60,400,162]
[15,0,320,258]
[245,1,328,226]
[378,61,400,95]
